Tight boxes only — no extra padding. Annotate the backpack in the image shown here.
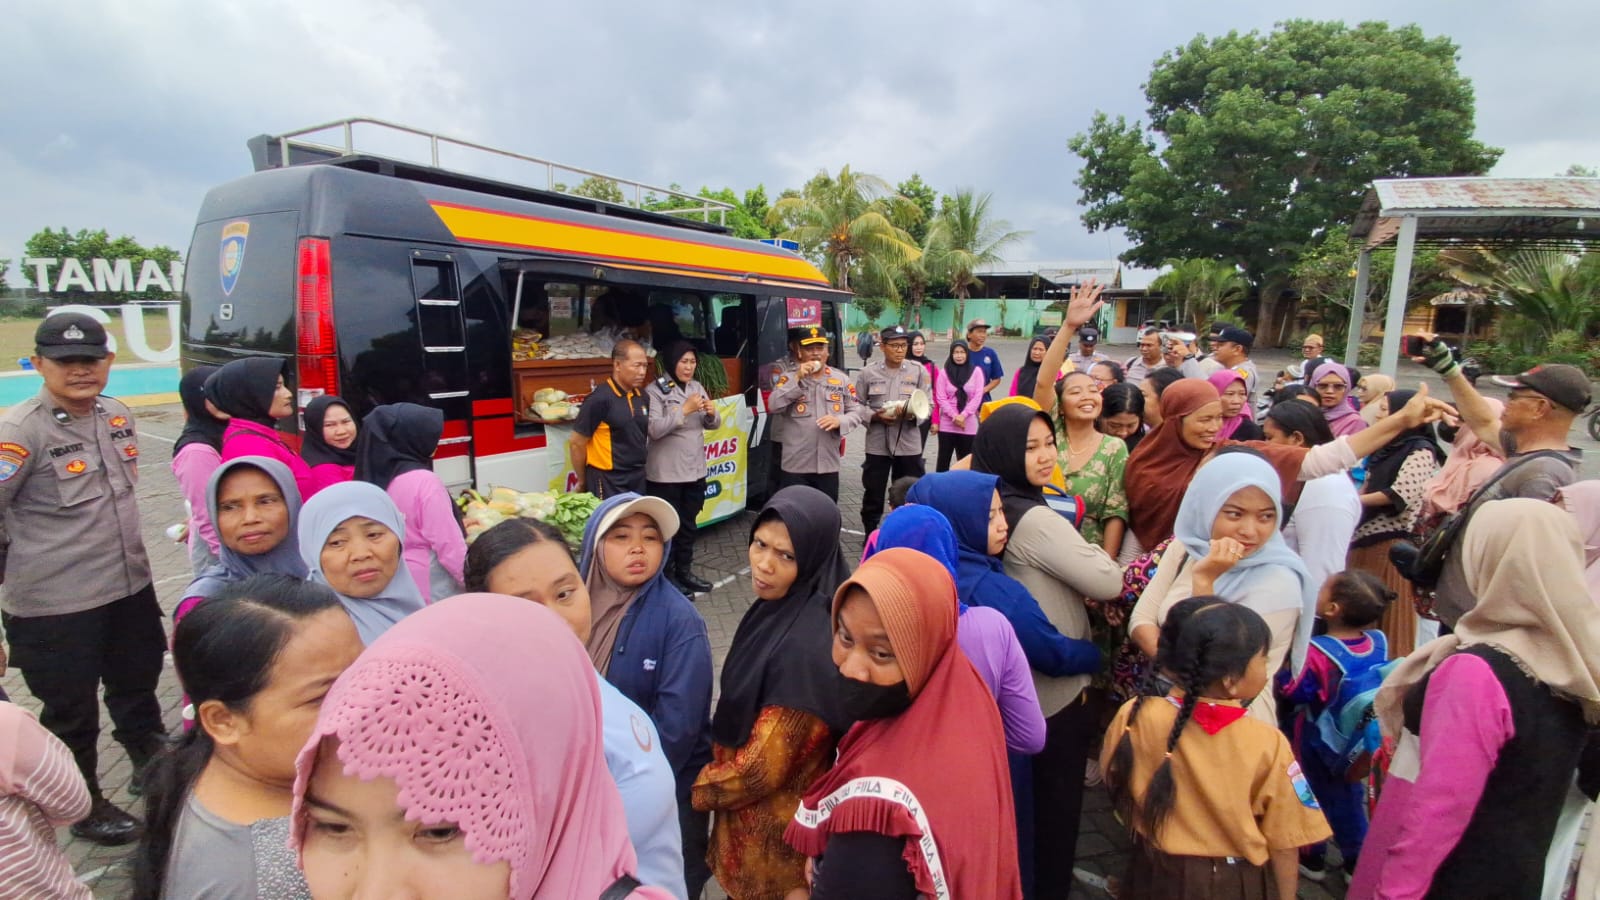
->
[1308,632,1398,781]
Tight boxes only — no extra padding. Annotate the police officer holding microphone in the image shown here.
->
[767,325,868,500]
[0,313,167,844]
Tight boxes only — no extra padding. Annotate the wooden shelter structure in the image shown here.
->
[1347,176,1600,375]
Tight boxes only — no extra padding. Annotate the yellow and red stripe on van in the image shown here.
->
[430,201,830,287]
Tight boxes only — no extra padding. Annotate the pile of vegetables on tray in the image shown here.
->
[512,329,542,362]
[528,387,580,422]
[459,487,602,548]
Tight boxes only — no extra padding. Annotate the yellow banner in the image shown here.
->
[544,396,749,526]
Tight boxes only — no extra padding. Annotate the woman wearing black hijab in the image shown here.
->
[692,486,855,900]
[300,395,359,494]
[354,403,465,601]
[971,404,1124,897]
[205,357,315,499]
[907,331,937,451]
[172,366,227,574]
[935,340,986,471]
[1348,389,1444,657]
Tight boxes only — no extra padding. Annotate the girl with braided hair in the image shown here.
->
[1101,599,1331,900]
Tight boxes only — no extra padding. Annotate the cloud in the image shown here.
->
[4,0,1597,286]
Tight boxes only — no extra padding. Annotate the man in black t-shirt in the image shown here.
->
[570,340,652,497]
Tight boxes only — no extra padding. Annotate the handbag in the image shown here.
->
[1394,449,1569,588]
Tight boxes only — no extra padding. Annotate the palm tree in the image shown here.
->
[924,190,1028,328]
[768,167,922,292]
[1441,246,1600,348]
[1147,259,1249,334]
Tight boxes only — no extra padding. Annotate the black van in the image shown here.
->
[182,119,850,513]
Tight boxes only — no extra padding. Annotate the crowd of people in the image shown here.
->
[0,294,1596,899]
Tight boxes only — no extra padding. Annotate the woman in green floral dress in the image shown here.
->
[1051,371,1129,558]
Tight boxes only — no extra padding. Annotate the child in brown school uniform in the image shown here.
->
[1102,598,1331,899]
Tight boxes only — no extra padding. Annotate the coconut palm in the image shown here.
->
[1148,258,1250,333]
[768,167,922,292]
[925,190,1028,327]
[1441,246,1600,348]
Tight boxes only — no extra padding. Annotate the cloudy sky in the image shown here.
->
[5,0,1596,289]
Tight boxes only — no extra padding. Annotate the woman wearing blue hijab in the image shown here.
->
[906,472,1099,680]
[298,481,427,645]
[1127,449,1317,723]
[869,504,1046,755]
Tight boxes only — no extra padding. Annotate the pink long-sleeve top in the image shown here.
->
[1347,652,1511,899]
[307,462,355,495]
[934,367,986,435]
[171,442,222,558]
[959,605,1048,755]
[0,703,93,900]
[387,469,466,602]
[220,420,317,500]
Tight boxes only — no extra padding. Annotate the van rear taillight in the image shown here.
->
[296,238,335,356]
[295,237,339,405]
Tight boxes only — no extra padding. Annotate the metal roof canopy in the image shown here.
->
[1345,177,1600,376]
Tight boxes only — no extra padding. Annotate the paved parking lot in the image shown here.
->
[9,336,1593,897]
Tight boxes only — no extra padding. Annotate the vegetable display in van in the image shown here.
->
[459,487,602,549]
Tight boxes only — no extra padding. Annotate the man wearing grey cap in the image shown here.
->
[0,313,165,844]
[853,324,929,532]
[1411,334,1588,627]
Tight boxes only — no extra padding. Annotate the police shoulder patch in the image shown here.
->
[0,441,28,459]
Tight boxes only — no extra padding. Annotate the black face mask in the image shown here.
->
[836,671,913,722]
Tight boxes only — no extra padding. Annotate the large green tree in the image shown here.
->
[769,166,921,292]
[1069,20,1500,345]
[924,189,1028,327]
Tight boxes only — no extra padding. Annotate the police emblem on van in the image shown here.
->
[219,221,249,296]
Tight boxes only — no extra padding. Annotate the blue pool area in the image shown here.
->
[0,364,181,407]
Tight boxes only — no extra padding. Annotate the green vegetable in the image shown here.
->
[548,492,603,550]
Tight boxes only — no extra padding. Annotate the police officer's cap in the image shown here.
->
[789,325,830,346]
[879,324,910,344]
[35,313,109,360]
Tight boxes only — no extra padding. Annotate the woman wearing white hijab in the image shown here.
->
[1127,449,1317,724]
[298,481,427,644]
[1350,500,1600,900]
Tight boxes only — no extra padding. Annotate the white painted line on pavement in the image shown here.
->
[140,428,178,444]
[841,527,865,536]
[709,568,750,591]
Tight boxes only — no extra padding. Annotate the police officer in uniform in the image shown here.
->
[854,324,929,532]
[766,326,868,501]
[0,314,166,844]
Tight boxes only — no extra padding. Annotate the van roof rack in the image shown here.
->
[247,117,734,230]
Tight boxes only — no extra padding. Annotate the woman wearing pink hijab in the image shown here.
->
[1418,398,1505,529]
[1557,480,1600,601]
[1309,361,1369,437]
[291,593,673,899]
[1206,369,1263,441]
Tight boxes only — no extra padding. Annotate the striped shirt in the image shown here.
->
[0,702,92,899]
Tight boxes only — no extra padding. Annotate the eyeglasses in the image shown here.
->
[1507,390,1550,407]
[1315,382,1348,393]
